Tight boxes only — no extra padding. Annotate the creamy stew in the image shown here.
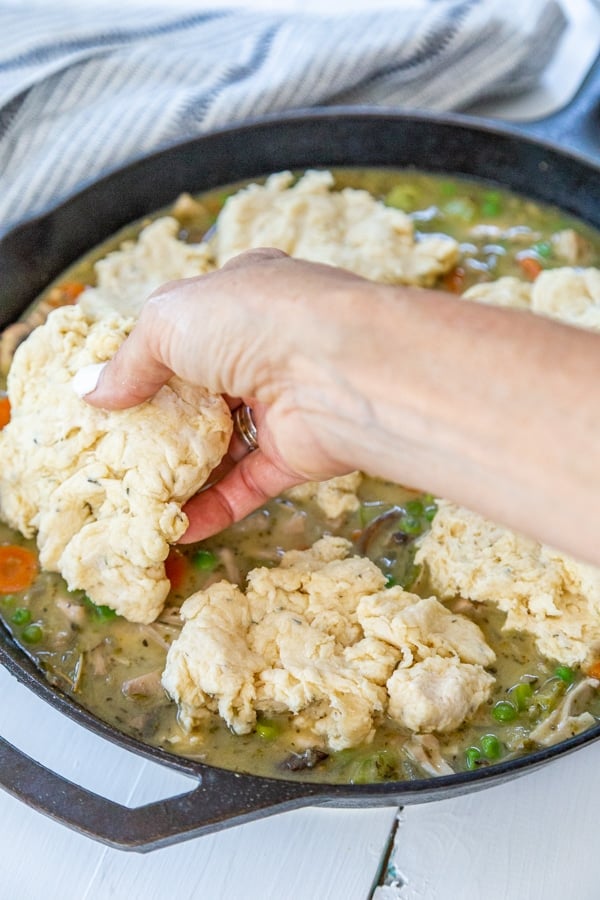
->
[1,168,600,784]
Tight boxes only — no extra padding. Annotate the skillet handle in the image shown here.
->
[0,733,320,852]
[511,51,600,160]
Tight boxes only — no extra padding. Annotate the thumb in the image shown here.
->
[75,318,174,410]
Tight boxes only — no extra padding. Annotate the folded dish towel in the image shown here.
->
[0,0,566,234]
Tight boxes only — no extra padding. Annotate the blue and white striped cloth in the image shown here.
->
[0,0,566,235]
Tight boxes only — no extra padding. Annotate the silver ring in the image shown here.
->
[233,404,259,452]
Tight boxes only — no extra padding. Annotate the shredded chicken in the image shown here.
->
[529,678,599,746]
[404,734,455,777]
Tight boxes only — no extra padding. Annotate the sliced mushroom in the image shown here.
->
[122,669,166,700]
[281,747,329,771]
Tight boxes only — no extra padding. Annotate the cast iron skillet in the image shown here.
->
[0,57,600,853]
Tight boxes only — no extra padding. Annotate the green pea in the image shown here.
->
[481,191,502,217]
[11,607,31,626]
[405,499,424,517]
[492,700,518,723]
[255,720,279,741]
[554,665,574,684]
[1,594,15,606]
[398,514,423,535]
[423,502,437,522]
[93,603,117,621]
[465,746,482,770]
[21,624,43,644]
[480,734,501,759]
[192,550,218,571]
[510,681,533,711]
[532,240,553,259]
[384,574,397,588]
[82,595,117,621]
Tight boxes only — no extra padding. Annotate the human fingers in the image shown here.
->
[199,399,266,488]
[78,337,173,410]
[179,449,302,542]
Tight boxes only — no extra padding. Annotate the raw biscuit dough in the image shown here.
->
[216,170,459,286]
[162,536,495,749]
[416,500,600,666]
[285,472,363,518]
[0,305,232,623]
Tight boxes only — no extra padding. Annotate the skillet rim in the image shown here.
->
[1,104,600,805]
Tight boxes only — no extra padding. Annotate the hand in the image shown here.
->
[84,245,600,565]
[84,249,372,540]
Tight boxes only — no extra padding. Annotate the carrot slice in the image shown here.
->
[165,548,188,590]
[518,257,543,280]
[0,394,10,429]
[441,266,466,294]
[0,545,38,593]
[47,281,87,308]
[587,660,600,680]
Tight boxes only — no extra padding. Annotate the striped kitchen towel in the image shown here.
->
[0,0,566,234]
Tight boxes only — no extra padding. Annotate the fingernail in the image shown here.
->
[72,362,107,398]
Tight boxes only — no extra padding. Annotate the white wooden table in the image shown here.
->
[1,1,600,898]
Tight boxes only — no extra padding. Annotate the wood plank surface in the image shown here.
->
[376,741,600,900]
[0,666,398,900]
